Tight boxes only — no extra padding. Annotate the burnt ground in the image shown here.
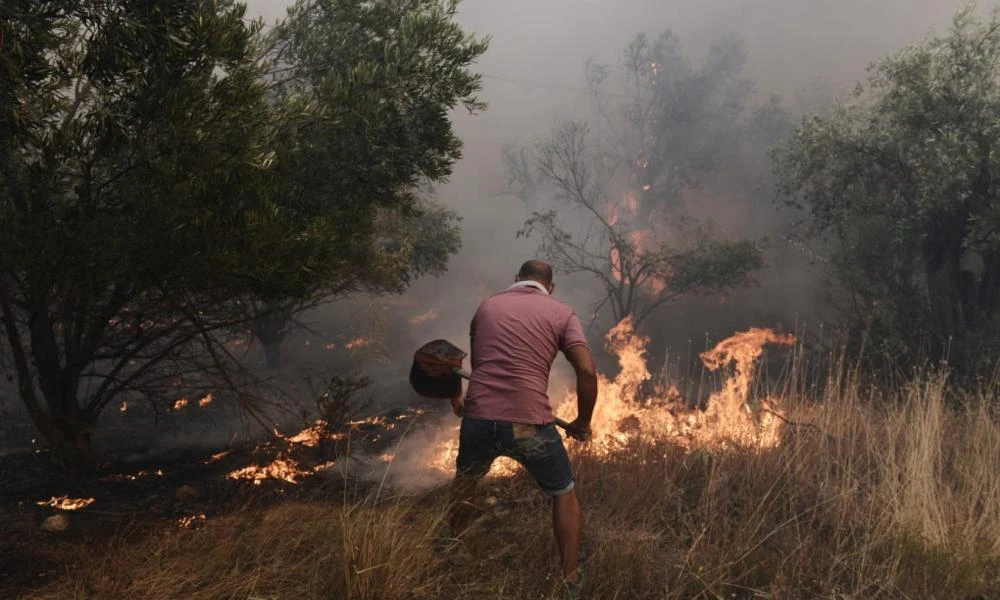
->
[0,403,443,599]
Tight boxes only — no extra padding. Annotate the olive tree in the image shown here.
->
[238,0,482,367]
[0,0,484,466]
[774,6,1000,367]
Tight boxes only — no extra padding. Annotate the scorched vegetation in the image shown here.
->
[19,351,1000,599]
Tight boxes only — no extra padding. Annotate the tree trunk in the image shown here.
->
[262,336,283,369]
[922,206,970,360]
[27,409,97,469]
[251,304,292,369]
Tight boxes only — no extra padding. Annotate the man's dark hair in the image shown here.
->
[517,259,553,285]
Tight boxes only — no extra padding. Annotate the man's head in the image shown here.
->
[516,259,554,294]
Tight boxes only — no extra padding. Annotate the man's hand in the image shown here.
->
[564,418,592,442]
[451,394,464,417]
[564,345,598,438]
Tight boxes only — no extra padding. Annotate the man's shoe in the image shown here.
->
[563,579,583,600]
[563,570,585,600]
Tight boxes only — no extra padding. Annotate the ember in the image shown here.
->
[173,397,189,410]
[36,496,95,511]
[198,393,214,407]
[101,468,163,482]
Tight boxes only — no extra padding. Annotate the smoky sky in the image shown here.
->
[243,0,974,380]
[0,0,977,454]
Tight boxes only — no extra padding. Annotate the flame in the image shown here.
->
[178,514,206,529]
[555,317,794,451]
[610,230,666,294]
[695,328,795,447]
[119,401,128,413]
[285,420,327,447]
[346,337,371,350]
[225,420,347,484]
[606,183,666,293]
[631,229,666,294]
[347,415,394,430]
[227,458,310,485]
[198,393,213,407]
[420,430,520,479]
[36,496,95,511]
[173,397,189,410]
[101,468,163,482]
[623,189,639,214]
[207,450,231,463]
[409,306,441,326]
[312,460,337,473]
[420,319,793,484]
[608,202,620,227]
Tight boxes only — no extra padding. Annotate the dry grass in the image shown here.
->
[24,369,1000,599]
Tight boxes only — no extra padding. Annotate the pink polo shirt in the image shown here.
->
[464,284,588,424]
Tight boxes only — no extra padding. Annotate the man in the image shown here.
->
[450,259,598,592]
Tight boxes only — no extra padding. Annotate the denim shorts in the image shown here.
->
[456,417,575,496]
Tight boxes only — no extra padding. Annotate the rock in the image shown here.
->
[41,514,69,532]
[174,485,200,501]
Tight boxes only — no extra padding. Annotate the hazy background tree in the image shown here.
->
[774,6,1000,370]
[507,31,774,332]
[236,0,483,367]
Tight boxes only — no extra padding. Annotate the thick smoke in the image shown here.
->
[0,0,974,457]
[302,0,972,385]
[198,0,979,450]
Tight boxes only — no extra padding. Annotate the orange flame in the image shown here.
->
[36,496,95,511]
[556,318,794,450]
[172,398,189,411]
[415,319,793,488]
[346,337,371,350]
[198,393,213,407]
[409,307,441,326]
[178,514,206,529]
[227,458,310,485]
[207,450,231,463]
[101,468,163,482]
[285,420,327,447]
[609,230,666,293]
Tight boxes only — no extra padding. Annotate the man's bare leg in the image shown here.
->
[449,474,480,536]
[552,489,582,583]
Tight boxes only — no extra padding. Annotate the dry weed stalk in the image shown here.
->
[24,367,1000,599]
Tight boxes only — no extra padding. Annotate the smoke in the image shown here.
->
[0,1,974,460]
[231,0,979,486]
[377,0,970,335]
[349,412,459,494]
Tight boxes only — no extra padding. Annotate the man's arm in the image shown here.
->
[563,344,597,440]
[453,315,478,417]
